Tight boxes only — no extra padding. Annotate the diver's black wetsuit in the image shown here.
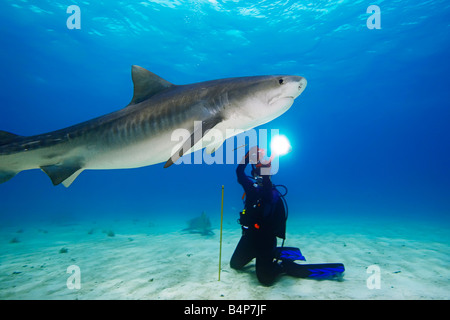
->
[230,160,346,284]
[230,161,286,286]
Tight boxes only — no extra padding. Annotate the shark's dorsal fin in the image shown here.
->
[129,65,174,105]
[0,130,22,146]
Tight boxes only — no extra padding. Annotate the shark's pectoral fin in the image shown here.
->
[164,115,222,168]
[40,160,84,187]
[205,138,225,155]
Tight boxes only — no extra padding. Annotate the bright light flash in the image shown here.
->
[270,135,291,156]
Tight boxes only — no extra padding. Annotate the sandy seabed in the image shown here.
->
[0,215,449,300]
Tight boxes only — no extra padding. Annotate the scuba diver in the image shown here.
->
[230,146,285,285]
[230,146,344,286]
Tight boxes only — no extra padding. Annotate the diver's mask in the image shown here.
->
[247,146,273,187]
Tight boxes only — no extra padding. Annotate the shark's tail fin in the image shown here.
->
[0,130,23,184]
[0,130,84,187]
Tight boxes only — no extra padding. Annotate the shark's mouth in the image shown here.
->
[269,96,294,105]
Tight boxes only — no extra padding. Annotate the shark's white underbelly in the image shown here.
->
[85,132,179,170]
[85,120,254,170]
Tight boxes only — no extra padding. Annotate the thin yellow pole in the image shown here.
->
[218,185,224,281]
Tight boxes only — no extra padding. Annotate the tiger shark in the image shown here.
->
[0,65,307,187]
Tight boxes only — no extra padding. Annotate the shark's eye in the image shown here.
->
[278,78,284,85]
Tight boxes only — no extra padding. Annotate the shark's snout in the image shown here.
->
[298,77,307,93]
[284,76,307,99]
[293,76,307,98]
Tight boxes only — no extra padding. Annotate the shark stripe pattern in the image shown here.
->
[0,65,307,187]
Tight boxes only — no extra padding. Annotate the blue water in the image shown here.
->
[1,0,449,227]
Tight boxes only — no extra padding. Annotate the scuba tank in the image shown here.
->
[237,148,288,239]
[238,181,288,239]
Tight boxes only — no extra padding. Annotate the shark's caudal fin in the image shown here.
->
[0,131,22,184]
[0,130,83,187]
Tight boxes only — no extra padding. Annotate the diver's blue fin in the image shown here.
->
[275,246,306,261]
[283,262,345,280]
[303,263,345,280]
